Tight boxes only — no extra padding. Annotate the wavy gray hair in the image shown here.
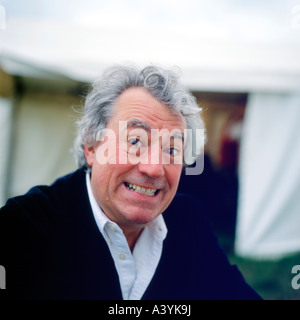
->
[73,64,205,169]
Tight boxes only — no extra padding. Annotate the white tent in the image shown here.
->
[235,93,300,259]
[1,0,300,258]
[1,0,300,91]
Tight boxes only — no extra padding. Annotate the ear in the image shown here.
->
[84,145,96,167]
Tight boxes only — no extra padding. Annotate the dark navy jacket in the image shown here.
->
[0,168,261,300]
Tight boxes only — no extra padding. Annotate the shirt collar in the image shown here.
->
[86,171,110,233]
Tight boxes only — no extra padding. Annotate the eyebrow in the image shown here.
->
[127,118,184,140]
[127,119,152,133]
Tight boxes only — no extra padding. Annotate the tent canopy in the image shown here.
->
[1,0,300,92]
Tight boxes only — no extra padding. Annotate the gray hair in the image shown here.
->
[73,64,205,169]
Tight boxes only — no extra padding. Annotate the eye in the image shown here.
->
[165,148,178,156]
[128,137,142,147]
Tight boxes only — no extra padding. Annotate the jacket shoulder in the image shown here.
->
[0,168,86,232]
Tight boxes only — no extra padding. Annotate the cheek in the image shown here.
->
[91,164,109,194]
[117,147,129,165]
[97,162,133,193]
[166,165,183,189]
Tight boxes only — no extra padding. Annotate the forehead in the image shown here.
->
[110,87,186,131]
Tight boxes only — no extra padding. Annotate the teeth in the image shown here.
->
[125,183,157,197]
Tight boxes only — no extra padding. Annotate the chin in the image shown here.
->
[125,210,159,226]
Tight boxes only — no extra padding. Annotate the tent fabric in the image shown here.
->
[235,93,300,259]
[8,92,79,199]
[1,1,300,92]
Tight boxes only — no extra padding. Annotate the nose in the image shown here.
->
[137,161,165,178]
[137,146,165,178]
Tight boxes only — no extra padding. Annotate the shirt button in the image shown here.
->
[119,253,126,260]
[109,224,117,232]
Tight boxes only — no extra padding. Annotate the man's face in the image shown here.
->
[84,87,186,233]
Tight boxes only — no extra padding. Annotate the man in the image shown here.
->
[0,64,261,300]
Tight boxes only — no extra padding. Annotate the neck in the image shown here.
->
[122,227,144,252]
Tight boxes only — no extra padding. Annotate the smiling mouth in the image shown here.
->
[124,182,160,197]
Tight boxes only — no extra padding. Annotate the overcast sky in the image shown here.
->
[1,0,299,44]
[0,0,299,89]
